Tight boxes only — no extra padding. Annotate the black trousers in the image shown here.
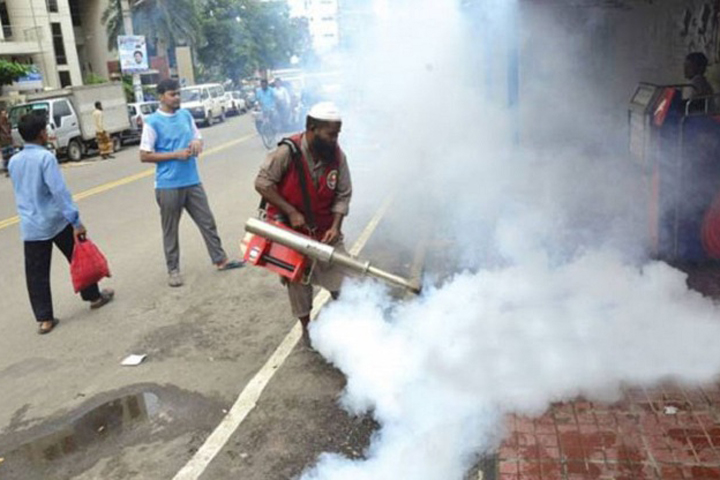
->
[24,224,101,322]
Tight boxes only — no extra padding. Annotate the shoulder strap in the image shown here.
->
[279,138,316,230]
[258,138,316,230]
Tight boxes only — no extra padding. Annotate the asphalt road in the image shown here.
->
[0,113,401,480]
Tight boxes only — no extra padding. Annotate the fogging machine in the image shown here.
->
[241,218,422,294]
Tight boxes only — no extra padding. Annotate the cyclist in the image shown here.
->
[256,79,278,121]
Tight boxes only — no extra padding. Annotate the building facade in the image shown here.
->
[0,0,84,91]
[288,0,340,53]
[0,0,167,94]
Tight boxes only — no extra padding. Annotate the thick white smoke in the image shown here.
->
[303,253,720,480]
[298,0,720,479]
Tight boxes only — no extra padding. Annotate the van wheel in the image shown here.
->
[220,109,226,122]
[67,140,83,162]
[112,136,121,153]
[204,111,213,127]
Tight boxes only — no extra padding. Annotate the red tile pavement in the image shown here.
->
[494,267,720,479]
[496,383,720,479]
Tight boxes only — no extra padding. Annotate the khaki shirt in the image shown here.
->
[92,109,105,133]
[255,134,352,216]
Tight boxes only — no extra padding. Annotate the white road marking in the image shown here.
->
[172,196,394,480]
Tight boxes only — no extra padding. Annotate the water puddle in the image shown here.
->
[0,391,160,473]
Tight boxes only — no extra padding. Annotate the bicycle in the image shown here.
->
[253,108,278,150]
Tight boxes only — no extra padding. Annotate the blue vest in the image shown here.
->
[145,108,201,189]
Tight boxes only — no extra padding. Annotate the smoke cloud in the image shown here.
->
[298,0,720,479]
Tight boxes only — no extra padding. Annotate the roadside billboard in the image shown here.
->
[118,35,149,74]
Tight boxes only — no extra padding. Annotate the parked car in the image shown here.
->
[122,101,159,145]
[180,83,228,127]
[224,91,247,116]
[9,83,130,161]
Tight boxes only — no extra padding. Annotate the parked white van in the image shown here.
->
[180,83,228,127]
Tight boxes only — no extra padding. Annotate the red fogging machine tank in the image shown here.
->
[241,221,309,282]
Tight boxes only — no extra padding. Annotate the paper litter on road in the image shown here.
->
[121,354,147,366]
[664,405,679,415]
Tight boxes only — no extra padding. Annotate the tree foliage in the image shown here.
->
[85,72,108,85]
[196,0,313,82]
[0,60,33,87]
[101,0,313,84]
[102,0,201,52]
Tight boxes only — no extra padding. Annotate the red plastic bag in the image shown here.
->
[70,237,111,293]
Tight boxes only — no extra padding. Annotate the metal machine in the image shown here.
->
[628,82,720,262]
[242,218,422,294]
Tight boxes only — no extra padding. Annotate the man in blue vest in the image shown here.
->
[140,78,243,287]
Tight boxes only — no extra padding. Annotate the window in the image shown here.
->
[181,89,201,102]
[10,103,49,129]
[140,103,158,114]
[0,2,12,38]
[46,0,58,13]
[127,106,137,116]
[209,87,218,98]
[53,99,71,127]
[59,71,71,88]
[68,0,81,26]
[51,23,67,65]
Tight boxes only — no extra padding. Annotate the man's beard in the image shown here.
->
[311,137,336,161]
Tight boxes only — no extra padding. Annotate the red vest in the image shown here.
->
[266,134,341,238]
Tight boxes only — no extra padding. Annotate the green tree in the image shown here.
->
[102,0,201,52]
[0,60,33,87]
[84,72,108,85]
[197,0,312,82]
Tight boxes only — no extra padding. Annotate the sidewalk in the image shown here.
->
[499,383,720,479]
[497,266,720,480]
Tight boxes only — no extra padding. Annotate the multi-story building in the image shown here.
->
[0,0,166,94]
[288,0,340,53]
[0,0,84,91]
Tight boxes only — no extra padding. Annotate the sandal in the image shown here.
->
[90,289,115,310]
[217,259,245,271]
[38,318,59,335]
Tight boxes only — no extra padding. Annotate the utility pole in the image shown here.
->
[120,0,144,102]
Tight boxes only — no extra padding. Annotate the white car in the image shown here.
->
[225,91,247,115]
[123,101,159,144]
[180,83,228,127]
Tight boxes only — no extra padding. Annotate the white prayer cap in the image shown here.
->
[308,102,342,122]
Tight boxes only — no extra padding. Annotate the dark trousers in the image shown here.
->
[24,224,101,322]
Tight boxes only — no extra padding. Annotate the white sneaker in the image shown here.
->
[168,271,184,287]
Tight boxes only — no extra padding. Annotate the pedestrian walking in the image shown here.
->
[8,112,114,335]
[93,101,114,160]
[254,102,352,344]
[140,78,243,287]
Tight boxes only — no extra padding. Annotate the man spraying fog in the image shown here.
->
[254,102,352,342]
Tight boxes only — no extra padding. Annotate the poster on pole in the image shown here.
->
[118,35,149,74]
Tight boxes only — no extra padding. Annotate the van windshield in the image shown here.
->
[9,103,49,129]
[181,89,201,103]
